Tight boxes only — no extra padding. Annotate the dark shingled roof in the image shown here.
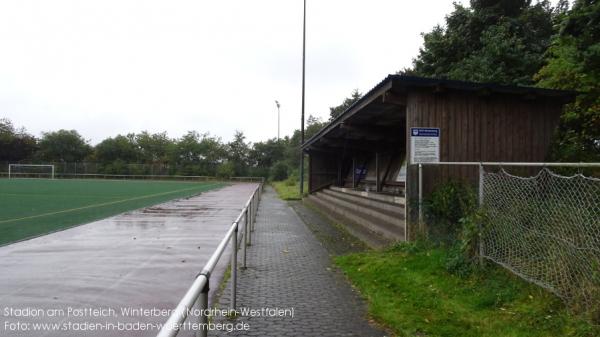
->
[302,75,576,150]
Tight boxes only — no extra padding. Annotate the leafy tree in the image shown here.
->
[249,138,286,169]
[136,131,173,164]
[285,115,327,172]
[37,129,91,162]
[94,134,140,164]
[171,131,203,164]
[216,161,235,178]
[226,131,250,176]
[536,0,600,162]
[411,0,556,85]
[329,89,362,120]
[0,118,37,162]
[170,131,226,175]
[270,161,289,181]
[197,133,227,169]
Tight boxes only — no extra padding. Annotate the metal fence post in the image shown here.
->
[196,278,209,337]
[247,203,252,246]
[250,194,256,232]
[418,163,423,233]
[478,164,484,266]
[243,208,248,268]
[252,193,257,232]
[231,223,238,310]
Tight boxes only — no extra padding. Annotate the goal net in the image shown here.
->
[481,167,600,316]
[8,164,55,179]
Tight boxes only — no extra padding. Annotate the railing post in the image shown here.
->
[247,204,252,246]
[250,193,258,232]
[231,223,238,309]
[254,191,259,227]
[243,208,248,268]
[255,191,259,223]
[418,163,423,233]
[196,277,209,337]
[250,196,255,232]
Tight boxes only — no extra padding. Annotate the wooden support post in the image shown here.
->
[375,152,380,192]
[337,155,342,187]
[308,153,312,193]
[352,157,356,189]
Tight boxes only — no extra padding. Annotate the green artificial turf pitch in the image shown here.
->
[0,178,224,246]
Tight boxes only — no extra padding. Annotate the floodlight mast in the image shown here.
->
[275,100,281,140]
[299,0,306,196]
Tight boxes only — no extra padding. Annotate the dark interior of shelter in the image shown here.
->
[308,93,407,195]
[301,75,575,247]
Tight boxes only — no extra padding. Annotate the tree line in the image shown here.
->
[0,116,329,180]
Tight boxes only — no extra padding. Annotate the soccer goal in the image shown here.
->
[8,164,55,179]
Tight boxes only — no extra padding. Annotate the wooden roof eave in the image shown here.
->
[301,79,393,151]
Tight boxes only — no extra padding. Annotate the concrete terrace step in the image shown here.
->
[322,188,405,218]
[309,192,405,243]
[304,196,393,249]
[330,186,406,204]
[318,190,405,229]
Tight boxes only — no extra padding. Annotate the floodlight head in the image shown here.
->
[275,100,280,108]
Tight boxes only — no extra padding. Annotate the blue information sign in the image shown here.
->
[410,127,440,163]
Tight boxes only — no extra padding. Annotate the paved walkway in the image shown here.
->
[0,183,257,337]
[213,187,386,337]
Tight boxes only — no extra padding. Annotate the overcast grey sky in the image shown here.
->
[1,0,557,144]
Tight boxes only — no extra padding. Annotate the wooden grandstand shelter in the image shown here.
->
[301,75,575,243]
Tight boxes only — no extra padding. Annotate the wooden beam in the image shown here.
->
[433,83,446,94]
[477,87,492,97]
[382,91,407,105]
[307,146,338,154]
[522,92,538,100]
[339,123,400,140]
[320,137,398,152]
[302,80,393,150]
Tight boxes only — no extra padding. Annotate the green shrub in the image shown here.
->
[270,161,288,181]
[424,180,477,244]
[284,175,297,186]
[388,239,432,254]
[445,210,487,277]
[216,162,235,179]
[247,167,269,180]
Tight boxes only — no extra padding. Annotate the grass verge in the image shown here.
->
[335,246,598,337]
[271,180,307,200]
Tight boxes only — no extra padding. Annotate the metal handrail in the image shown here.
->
[156,183,263,337]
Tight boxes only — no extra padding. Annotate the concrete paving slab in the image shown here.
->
[0,183,257,337]
[213,187,386,337]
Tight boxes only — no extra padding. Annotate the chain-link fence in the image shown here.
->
[481,167,600,316]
